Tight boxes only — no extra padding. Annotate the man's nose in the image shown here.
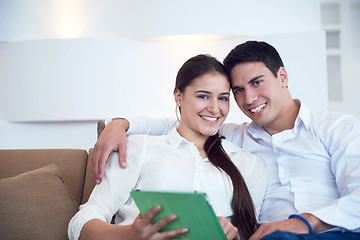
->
[244,89,258,104]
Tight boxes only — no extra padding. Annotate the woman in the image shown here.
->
[68,55,267,240]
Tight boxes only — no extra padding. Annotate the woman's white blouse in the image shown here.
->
[68,128,267,240]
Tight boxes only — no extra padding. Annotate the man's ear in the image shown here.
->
[174,88,183,107]
[277,67,289,88]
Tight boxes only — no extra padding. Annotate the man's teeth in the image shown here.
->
[250,103,266,113]
[201,116,217,121]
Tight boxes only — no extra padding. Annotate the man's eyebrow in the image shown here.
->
[231,75,264,91]
[249,75,264,84]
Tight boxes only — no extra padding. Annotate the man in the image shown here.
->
[91,41,360,239]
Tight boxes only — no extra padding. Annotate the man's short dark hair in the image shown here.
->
[223,41,284,77]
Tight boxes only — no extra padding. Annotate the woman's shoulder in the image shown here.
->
[221,138,253,157]
[127,134,169,146]
[221,139,265,173]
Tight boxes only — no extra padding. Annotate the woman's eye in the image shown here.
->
[219,97,229,101]
[198,95,208,99]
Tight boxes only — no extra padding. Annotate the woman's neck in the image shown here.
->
[176,125,208,159]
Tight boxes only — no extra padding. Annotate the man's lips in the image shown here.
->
[249,103,267,113]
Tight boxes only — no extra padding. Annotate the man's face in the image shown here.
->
[230,62,288,130]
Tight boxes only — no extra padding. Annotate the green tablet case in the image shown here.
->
[130,190,227,240]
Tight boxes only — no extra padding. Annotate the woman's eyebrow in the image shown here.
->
[195,90,211,94]
[195,90,229,95]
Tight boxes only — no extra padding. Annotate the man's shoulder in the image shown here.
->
[311,110,359,127]
[308,110,360,144]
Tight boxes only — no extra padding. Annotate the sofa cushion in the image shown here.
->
[0,164,78,240]
[0,149,88,205]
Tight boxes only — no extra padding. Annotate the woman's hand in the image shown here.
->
[79,206,187,240]
[127,205,188,240]
[217,217,240,240]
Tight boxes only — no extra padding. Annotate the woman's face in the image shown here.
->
[175,72,230,141]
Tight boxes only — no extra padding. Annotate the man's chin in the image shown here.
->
[249,117,266,127]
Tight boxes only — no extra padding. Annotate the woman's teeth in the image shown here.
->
[201,116,217,121]
[250,103,266,113]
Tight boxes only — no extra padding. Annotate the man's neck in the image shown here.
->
[265,99,300,135]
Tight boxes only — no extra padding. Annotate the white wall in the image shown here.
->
[321,0,360,119]
[0,0,328,150]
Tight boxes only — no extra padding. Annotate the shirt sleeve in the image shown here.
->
[68,135,145,239]
[310,113,360,230]
[105,114,178,136]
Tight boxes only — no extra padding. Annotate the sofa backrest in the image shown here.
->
[82,148,96,204]
[0,149,88,206]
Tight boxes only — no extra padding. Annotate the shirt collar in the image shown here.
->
[294,99,312,131]
[167,127,241,161]
[247,99,312,138]
[168,127,189,148]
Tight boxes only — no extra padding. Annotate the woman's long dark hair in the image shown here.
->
[175,54,258,239]
[205,134,258,240]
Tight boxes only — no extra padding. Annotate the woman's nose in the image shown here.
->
[207,99,220,114]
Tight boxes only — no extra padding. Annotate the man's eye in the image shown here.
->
[219,97,229,101]
[233,88,244,94]
[253,80,262,85]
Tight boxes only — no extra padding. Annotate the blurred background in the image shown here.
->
[0,0,359,150]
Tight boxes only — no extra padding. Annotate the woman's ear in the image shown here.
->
[277,67,289,88]
[174,88,183,107]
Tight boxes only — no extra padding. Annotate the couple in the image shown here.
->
[68,53,266,240]
[70,41,360,240]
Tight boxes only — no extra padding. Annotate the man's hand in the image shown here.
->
[217,217,240,240]
[249,213,334,240]
[91,119,129,184]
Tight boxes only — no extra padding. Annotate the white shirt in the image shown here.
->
[125,100,360,231]
[68,128,267,240]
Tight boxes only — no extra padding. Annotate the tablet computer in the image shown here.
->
[130,190,226,240]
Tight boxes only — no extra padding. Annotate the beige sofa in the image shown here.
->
[0,121,106,240]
